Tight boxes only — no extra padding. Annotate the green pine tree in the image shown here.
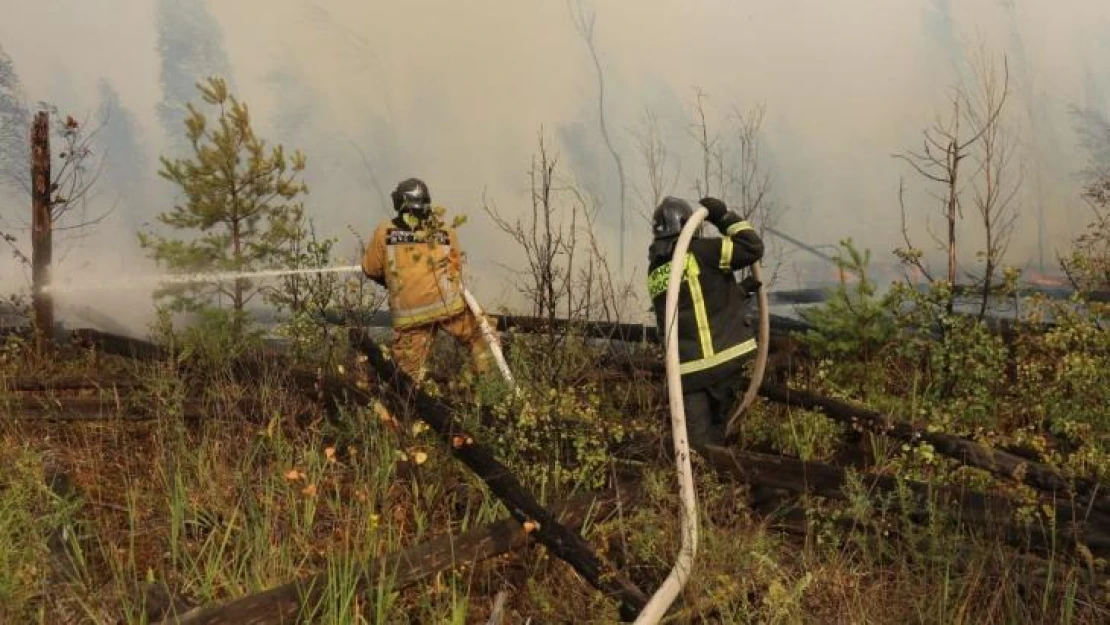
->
[799,239,896,367]
[139,76,308,335]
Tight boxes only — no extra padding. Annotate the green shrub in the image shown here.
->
[798,239,897,392]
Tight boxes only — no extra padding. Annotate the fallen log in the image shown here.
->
[69,328,167,361]
[754,384,1110,516]
[7,396,128,413]
[4,396,268,422]
[701,445,1110,560]
[349,329,649,621]
[753,495,1106,612]
[23,334,370,424]
[226,354,377,425]
[2,374,141,392]
[620,358,1110,516]
[284,365,374,417]
[156,483,640,625]
[319,310,811,345]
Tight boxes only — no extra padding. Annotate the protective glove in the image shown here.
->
[740,274,762,294]
[698,197,729,223]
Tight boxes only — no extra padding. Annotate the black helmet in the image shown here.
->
[391,178,432,215]
[651,196,693,239]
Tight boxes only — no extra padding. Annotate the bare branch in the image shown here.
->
[897,177,935,283]
[631,107,680,216]
[892,152,950,184]
[350,140,389,215]
[568,0,627,269]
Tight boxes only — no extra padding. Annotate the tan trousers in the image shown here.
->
[392,311,494,383]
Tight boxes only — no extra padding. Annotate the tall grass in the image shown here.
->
[1,320,1107,623]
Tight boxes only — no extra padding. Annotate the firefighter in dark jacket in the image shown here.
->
[646,196,765,456]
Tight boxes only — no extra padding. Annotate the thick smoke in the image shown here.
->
[0,0,1108,332]
[0,43,29,196]
[156,0,234,152]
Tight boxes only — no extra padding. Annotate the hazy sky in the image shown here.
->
[1,0,1108,329]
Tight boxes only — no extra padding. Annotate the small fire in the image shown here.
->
[1023,270,1068,289]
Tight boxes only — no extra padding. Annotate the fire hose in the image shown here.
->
[634,208,769,624]
[462,288,517,390]
[727,258,769,438]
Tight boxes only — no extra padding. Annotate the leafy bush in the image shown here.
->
[0,445,76,622]
[477,377,627,494]
[271,223,385,367]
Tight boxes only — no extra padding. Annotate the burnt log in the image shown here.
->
[31,111,53,345]
[495,312,810,345]
[70,329,167,361]
[753,495,1106,610]
[5,396,267,422]
[3,374,141,392]
[157,484,640,625]
[46,332,370,421]
[227,353,377,423]
[349,329,649,621]
[701,445,1110,560]
[620,358,1110,516]
[754,384,1110,516]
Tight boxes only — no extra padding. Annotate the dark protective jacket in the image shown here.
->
[647,211,764,391]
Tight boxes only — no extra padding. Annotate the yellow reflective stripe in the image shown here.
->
[719,237,734,269]
[679,338,757,375]
[392,297,466,328]
[684,255,713,358]
[726,220,754,236]
[646,262,671,299]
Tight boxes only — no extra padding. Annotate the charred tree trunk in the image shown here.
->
[31,111,53,345]
[349,328,649,621]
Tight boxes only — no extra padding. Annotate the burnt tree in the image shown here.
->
[349,328,649,620]
[31,111,52,342]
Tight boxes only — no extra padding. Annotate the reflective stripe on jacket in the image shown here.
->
[362,213,466,329]
[647,212,764,390]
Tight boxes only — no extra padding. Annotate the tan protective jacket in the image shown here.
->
[362,212,467,329]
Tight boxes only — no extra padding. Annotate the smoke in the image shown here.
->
[0,42,29,195]
[1,0,1108,332]
[156,0,234,151]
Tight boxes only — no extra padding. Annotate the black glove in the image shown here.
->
[740,275,762,294]
[698,197,729,223]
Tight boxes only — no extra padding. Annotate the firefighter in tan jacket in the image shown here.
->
[362,178,493,382]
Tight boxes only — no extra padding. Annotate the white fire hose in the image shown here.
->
[634,207,707,624]
[462,288,517,390]
[635,209,769,624]
[727,260,769,437]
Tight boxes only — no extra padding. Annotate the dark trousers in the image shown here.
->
[682,375,743,456]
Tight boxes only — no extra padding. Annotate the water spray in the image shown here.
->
[42,265,365,295]
[43,261,521,387]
